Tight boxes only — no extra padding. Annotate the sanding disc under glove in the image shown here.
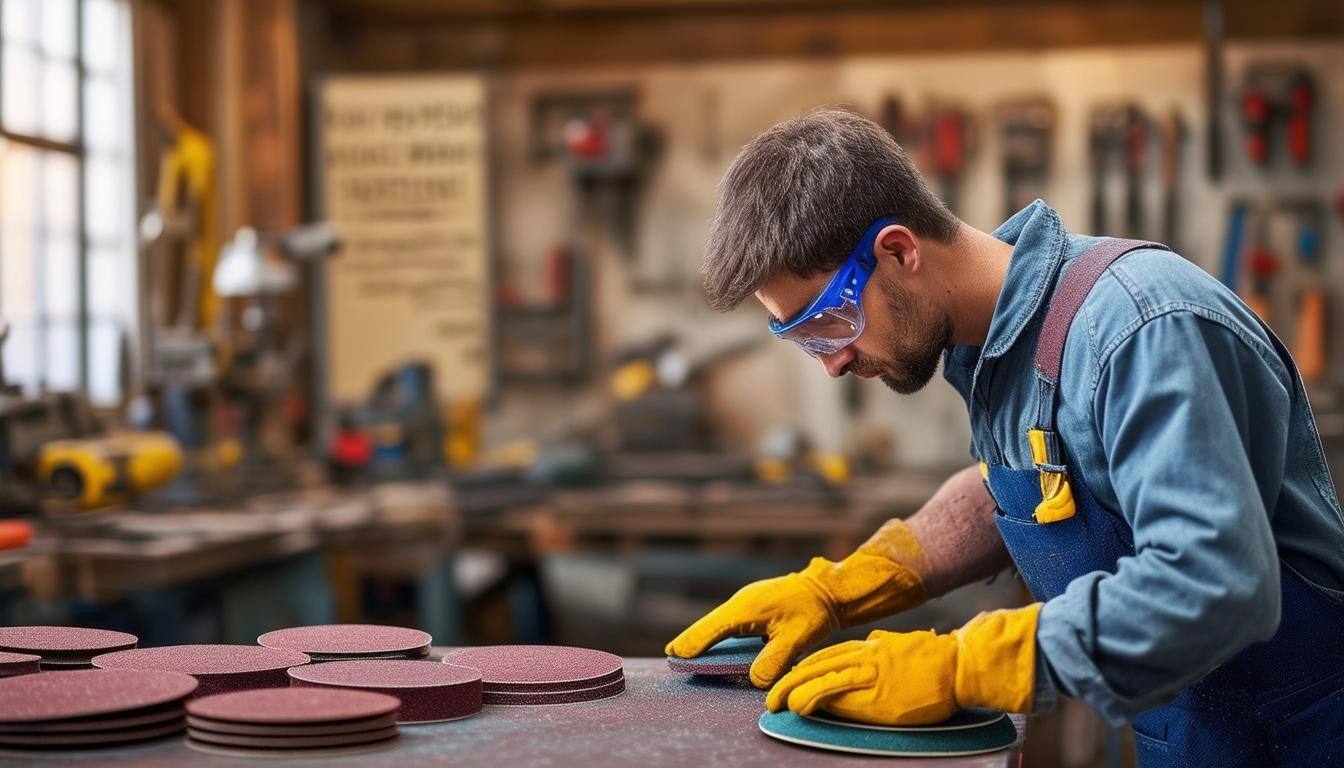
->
[666,637,764,676]
[93,644,310,697]
[758,708,1017,757]
[257,624,430,661]
[288,660,482,723]
[442,645,623,693]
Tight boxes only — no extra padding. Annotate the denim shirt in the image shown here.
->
[942,201,1344,725]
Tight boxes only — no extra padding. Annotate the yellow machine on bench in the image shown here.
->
[1,392,181,511]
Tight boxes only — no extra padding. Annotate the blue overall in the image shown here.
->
[986,239,1344,766]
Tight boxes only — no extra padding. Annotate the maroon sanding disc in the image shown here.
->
[186,724,397,748]
[0,627,137,663]
[0,718,184,747]
[186,734,398,758]
[0,703,184,734]
[482,675,625,706]
[186,686,400,726]
[186,712,396,737]
[288,660,481,723]
[0,669,197,723]
[93,644,310,696]
[441,645,623,693]
[0,653,40,678]
[257,625,430,660]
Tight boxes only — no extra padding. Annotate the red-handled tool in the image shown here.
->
[1287,72,1314,169]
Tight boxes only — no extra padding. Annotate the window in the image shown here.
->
[0,0,136,405]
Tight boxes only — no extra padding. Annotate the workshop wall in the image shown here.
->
[481,40,1344,468]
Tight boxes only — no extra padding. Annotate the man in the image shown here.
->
[666,109,1344,766]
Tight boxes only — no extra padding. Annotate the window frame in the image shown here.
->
[0,0,90,393]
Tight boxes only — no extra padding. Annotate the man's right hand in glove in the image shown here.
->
[665,519,929,688]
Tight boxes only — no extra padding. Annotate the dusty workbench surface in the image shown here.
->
[2,658,1024,767]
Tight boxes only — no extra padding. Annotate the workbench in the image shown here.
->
[22,658,1024,767]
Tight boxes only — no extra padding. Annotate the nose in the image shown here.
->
[818,347,856,378]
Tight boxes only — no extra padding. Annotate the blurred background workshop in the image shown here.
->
[0,0,1343,765]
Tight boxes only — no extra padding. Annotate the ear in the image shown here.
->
[874,224,921,272]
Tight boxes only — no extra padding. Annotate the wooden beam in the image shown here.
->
[314,0,1344,71]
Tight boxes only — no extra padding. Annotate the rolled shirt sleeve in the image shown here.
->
[1035,310,1287,726]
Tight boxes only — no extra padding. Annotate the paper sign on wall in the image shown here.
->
[317,75,490,403]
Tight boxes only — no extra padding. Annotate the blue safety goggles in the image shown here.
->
[767,216,892,356]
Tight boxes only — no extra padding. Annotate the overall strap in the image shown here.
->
[1027,238,1169,523]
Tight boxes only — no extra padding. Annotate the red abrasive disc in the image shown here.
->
[0,703,184,733]
[482,676,625,706]
[288,660,481,723]
[0,669,197,723]
[92,644,310,697]
[185,724,397,748]
[0,718,184,747]
[0,627,137,663]
[257,625,430,660]
[186,712,396,737]
[0,653,40,678]
[186,686,399,726]
[441,645,623,692]
[186,733,398,758]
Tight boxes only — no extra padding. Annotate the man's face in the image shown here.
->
[756,267,951,394]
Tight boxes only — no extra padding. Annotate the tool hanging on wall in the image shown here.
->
[1204,0,1225,179]
[1122,105,1150,239]
[1285,200,1328,382]
[1243,211,1279,324]
[925,105,971,213]
[1158,109,1187,253]
[1238,64,1316,171]
[996,98,1056,219]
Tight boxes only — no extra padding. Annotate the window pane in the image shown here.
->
[1,227,35,314]
[1,0,37,45]
[42,150,79,236]
[87,320,122,404]
[43,234,78,318]
[40,59,79,142]
[1,46,39,135]
[39,0,76,59]
[85,153,124,242]
[45,319,79,390]
[1,140,38,229]
[86,247,120,317]
[2,318,39,392]
[82,0,119,72]
[83,77,121,153]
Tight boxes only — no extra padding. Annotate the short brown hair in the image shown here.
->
[701,108,959,311]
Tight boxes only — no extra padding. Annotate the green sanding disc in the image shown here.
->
[758,709,1017,757]
[667,637,765,676]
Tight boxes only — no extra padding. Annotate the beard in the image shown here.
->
[845,274,952,395]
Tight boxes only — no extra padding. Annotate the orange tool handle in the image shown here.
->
[0,521,32,550]
[1295,288,1326,382]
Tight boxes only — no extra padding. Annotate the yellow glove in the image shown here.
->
[665,519,928,688]
[765,603,1043,725]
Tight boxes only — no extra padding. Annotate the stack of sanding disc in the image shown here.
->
[92,644,311,696]
[288,659,482,723]
[0,626,137,670]
[0,668,198,751]
[0,653,40,679]
[185,687,400,757]
[442,645,625,705]
[257,624,430,661]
